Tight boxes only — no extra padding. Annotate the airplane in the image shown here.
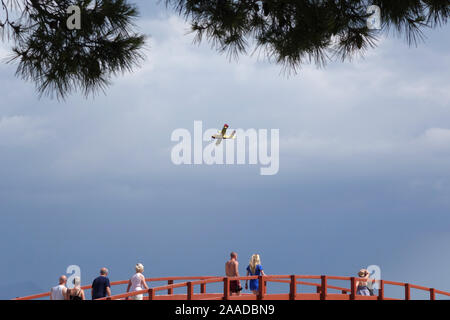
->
[212,124,236,145]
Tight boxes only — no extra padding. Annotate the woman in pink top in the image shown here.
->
[126,263,149,300]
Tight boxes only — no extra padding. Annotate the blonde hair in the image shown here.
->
[249,254,261,274]
[135,263,144,273]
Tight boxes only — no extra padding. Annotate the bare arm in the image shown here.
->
[81,290,86,300]
[106,286,111,297]
[234,261,240,278]
[141,275,149,290]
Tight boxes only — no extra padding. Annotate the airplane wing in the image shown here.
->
[212,130,223,139]
[224,130,236,139]
[214,125,231,146]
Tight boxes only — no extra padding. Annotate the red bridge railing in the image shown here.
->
[13,275,450,300]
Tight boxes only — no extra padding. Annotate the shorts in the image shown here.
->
[230,280,242,293]
[130,294,143,300]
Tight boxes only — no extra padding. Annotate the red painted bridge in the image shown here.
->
[13,275,450,300]
[14,275,450,300]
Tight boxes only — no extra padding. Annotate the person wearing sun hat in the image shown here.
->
[356,269,372,296]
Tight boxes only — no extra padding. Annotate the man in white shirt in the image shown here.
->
[50,275,68,300]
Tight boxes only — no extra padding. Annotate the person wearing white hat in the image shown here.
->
[356,269,373,296]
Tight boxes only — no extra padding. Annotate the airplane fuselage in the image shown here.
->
[212,124,229,140]
[212,124,235,145]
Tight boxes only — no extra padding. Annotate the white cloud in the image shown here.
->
[0,115,48,146]
[0,46,9,60]
[0,15,449,182]
[1,9,450,295]
[418,128,450,146]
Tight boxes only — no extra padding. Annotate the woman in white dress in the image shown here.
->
[126,263,149,300]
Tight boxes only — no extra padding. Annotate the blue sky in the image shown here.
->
[0,2,450,299]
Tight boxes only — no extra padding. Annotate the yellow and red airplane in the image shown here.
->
[212,124,236,145]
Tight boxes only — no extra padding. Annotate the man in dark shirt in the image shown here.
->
[91,267,111,300]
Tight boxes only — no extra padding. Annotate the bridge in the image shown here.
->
[13,274,450,300]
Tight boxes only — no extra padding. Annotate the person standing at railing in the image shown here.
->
[126,263,149,300]
[356,269,374,296]
[50,275,68,300]
[245,254,266,294]
[66,276,85,300]
[225,252,242,295]
[91,267,112,300]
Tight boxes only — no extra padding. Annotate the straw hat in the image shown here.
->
[358,269,368,277]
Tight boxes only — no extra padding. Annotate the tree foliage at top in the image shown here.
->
[0,0,146,99]
[165,0,449,71]
[1,1,449,99]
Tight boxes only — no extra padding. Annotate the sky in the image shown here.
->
[0,1,450,299]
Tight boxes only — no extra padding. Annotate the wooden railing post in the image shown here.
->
[223,277,230,300]
[258,276,265,300]
[320,276,327,300]
[168,280,174,295]
[148,288,154,300]
[187,282,193,300]
[430,288,436,300]
[405,283,411,300]
[289,275,297,300]
[350,277,356,300]
[378,280,384,300]
[15,275,450,301]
